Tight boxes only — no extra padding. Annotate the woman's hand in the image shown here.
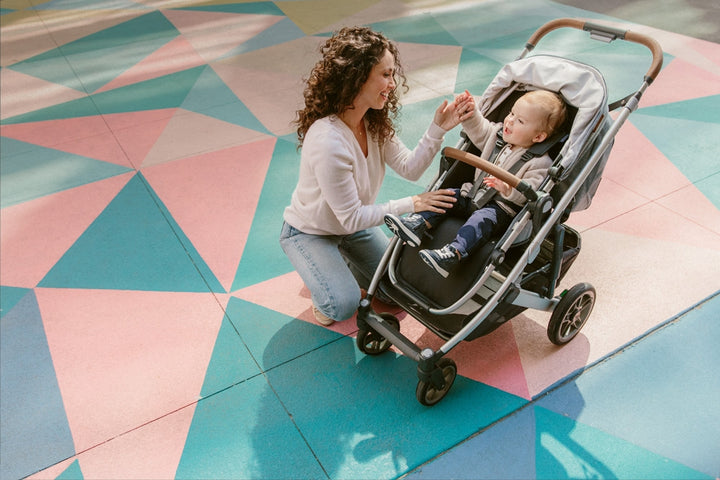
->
[434,90,476,131]
[483,176,512,196]
[412,189,457,213]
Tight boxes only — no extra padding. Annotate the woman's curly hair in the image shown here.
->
[295,26,407,148]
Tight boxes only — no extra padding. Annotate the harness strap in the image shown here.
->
[466,131,506,200]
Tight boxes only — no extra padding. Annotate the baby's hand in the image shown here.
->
[483,176,511,196]
[454,90,475,119]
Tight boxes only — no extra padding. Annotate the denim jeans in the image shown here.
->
[279,221,389,321]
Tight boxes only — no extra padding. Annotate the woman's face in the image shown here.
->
[354,49,396,111]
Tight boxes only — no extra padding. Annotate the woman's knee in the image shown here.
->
[316,288,361,321]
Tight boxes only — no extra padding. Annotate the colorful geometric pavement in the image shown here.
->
[1,0,719,479]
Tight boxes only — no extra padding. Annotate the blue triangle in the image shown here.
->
[180,66,270,134]
[0,138,133,208]
[534,406,712,479]
[39,173,223,292]
[1,290,75,480]
[231,136,298,291]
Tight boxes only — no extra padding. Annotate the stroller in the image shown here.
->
[355,18,663,406]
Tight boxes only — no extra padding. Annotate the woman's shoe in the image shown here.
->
[312,305,335,326]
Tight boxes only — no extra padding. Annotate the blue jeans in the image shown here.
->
[418,189,512,257]
[279,222,389,321]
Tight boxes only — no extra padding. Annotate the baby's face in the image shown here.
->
[502,97,547,148]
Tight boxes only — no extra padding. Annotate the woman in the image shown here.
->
[280,26,473,325]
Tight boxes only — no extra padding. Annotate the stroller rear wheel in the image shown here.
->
[548,283,595,345]
[416,357,457,406]
[356,313,400,355]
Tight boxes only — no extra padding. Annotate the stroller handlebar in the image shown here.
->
[526,18,663,83]
[441,147,538,201]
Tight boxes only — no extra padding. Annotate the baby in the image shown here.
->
[385,89,567,277]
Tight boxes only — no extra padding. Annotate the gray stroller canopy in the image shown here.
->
[477,55,609,174]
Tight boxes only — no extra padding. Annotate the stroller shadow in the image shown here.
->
[250,319,416,479]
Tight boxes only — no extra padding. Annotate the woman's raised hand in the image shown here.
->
[433,90,476,131]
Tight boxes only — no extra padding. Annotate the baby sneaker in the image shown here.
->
[384,213,427,247]
[419,245,460,278]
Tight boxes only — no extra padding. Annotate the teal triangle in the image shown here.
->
[39,173,223,292]
[177,2,285,15]
[198,302,262,398]
[56,460,84,480]
[0,96,101,125]
[230,136,298,291]
[177,374,326,479]
[535,406,713,479]
[0,286,32,319]
[92,66,206,114]
[0,138,133,208]
[9,11,179,93]
[34,0,146,9]
[394,96,463,187]
[6,48,85,91]
[455,48,504,99]
[637,94,720,124]
[180,66,270,134]
[629,113,720,183]
[224,297,343,371]
[222,17,305,57]
[1,67,205,125]
[368,15,460,46]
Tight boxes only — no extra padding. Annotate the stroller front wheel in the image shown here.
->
[548,283,595,345]
[416,357,457,406]
[356,313,400,355]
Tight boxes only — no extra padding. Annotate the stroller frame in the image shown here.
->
[356,18,663,406]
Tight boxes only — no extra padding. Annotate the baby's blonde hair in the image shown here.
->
[523,90,567,136]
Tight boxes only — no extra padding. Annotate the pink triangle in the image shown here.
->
[0,116,132,168]
[96,36,208,93]
[641,56,720,107]
[234,271,360,336]
[35,288,227,453]
[163,10,283,63]
[76,403,197,480]
[0,173,132,288]
[103,109,177,169]
[139,109,272,168]
[1,69,86,120]
[142,138,276,292]
[399,315,531,399]
[235,269,529,391]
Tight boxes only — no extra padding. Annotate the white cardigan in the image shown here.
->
[283,115,447,236]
